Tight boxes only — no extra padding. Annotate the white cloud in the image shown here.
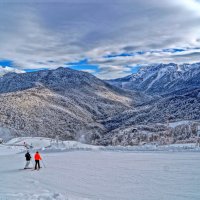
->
[0,0,200,78]
[79,69,96,74]
[0,66,25,76]
[96,65,132,79]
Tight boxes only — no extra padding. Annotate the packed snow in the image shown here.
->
[0,137,200,200]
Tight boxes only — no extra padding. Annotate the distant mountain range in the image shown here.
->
[107,63,200,95]
[103,63,200,145]
[0,64,200,145]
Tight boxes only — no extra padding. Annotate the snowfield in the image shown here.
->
[0,137,200,200]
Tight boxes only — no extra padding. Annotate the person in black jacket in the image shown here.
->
[24,151,32,169]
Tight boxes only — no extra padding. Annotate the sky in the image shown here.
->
[0,0,200,79]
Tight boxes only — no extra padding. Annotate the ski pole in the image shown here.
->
[41,160,46,168]
[31,159,34,168]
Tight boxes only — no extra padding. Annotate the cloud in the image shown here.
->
[79,69,96,74]
[0,66,25,76]
[0,0,200,78]
[96,65,132,79]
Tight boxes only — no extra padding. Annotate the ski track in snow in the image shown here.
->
[0,138,200,200]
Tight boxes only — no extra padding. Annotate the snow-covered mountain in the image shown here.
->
[108,63,200,95]
[0,65,200,146]
[101,63,200,145]
[0,67,139,142]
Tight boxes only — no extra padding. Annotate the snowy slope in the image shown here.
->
[1,137,200,200]
[5,137,101,151]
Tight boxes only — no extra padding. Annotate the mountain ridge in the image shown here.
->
[107,62,200,95]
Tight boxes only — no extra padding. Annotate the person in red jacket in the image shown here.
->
[34,151,42,170]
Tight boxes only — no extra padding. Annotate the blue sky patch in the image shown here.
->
[66,59,88,65]
[66,59,99,73]
[162,48,186,53]
[68,64,99,73]
[131,65,141,73]
[24,68,49,72]
[0,60,13,67]
[104,51,148,59]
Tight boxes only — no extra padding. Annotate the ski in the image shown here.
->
[19,168,33,170]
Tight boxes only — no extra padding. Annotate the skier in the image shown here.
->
[24,151,32,169]
[24,142,28,149]
[34,151,42,170]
